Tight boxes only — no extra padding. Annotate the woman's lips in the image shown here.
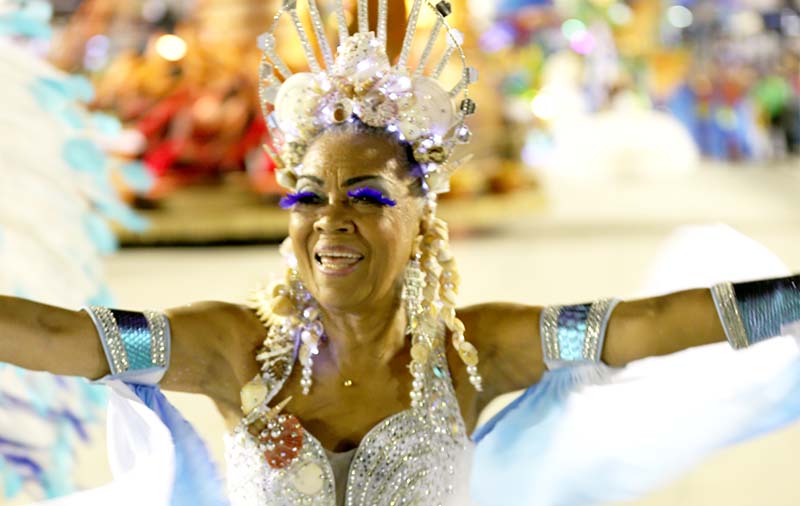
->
[314,248,364,276]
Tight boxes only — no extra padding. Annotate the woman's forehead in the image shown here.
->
[299,132,409,186]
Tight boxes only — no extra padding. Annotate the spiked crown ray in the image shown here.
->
[258,0,477,195]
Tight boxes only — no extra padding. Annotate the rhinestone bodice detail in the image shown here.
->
[224,342,469,505]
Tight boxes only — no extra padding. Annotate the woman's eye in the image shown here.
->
[297,193,324,205]
[347,188,397,207]
[351,194,383,205]
[279,191,325,209]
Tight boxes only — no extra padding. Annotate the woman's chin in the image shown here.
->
[311,271,369,308]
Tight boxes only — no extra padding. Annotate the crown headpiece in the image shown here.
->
[258,0,477,194]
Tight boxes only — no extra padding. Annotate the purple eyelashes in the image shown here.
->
[279,188,396,209]
[347,187,397,207]
[279,191,319,209]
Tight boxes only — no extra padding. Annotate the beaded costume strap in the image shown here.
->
[83,306,170,385]
[540,299,620,370]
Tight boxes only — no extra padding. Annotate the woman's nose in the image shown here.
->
[313,202,355,234]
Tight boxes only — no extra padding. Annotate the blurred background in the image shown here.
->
[1,0,800,504]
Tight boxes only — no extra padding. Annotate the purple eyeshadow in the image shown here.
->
[347,187,397,207]
[279,191,318,209]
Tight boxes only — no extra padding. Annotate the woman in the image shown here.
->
[3,1,800,505]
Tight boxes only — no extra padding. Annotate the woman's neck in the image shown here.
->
[319,292,407,370]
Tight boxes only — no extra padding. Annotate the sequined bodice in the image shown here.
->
[224,342,471,505]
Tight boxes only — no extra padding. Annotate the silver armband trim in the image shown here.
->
[87,305,130,375]
[711,282,749,350]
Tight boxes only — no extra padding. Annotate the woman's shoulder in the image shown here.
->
[163,301,267,399]
[167,300,266,348]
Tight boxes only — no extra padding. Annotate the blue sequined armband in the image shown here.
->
[83,306,170,385]
[540,299,620,369]
[712,275,800,349]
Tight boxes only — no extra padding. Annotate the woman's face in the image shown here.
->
[287,129,423,311]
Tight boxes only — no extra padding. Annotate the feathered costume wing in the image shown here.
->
[0,0,150,499]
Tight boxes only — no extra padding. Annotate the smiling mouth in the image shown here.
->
[314,251,364,275]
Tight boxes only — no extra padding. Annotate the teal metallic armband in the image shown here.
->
[711,275,800,349]
[83,305,170,385]
[540,298,620,370]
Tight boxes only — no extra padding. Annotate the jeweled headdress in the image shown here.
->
[258,0,477,194]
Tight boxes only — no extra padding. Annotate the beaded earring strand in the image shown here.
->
[405,198,483,403]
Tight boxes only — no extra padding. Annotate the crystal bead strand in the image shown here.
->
[397,0,424,69]
[259,32,292,79]
[403,254,429,410]
[357,0,368,33]
[288,269,324,395]
[432,28,462,79]
[286,3,321,74]
[377,0,388,44]
[333,0,349,47]
[415,16,443,76]
[306,0,334,69]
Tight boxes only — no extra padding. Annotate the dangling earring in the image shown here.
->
[288,271,323,395]
[418,200,483,392]
[252,238,325,396]
[403,249,434,410]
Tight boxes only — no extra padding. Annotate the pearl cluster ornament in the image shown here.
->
[260,413,304,469]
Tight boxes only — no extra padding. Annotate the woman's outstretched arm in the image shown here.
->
[461,287,731,400]
[0,295,108,378]
[0,296,264,404]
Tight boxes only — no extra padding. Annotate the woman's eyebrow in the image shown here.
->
[297,175,324,185]
[343,175,386,187]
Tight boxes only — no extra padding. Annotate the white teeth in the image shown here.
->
[316,252,362,259]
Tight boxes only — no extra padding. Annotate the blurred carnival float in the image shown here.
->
[476,0,799,174]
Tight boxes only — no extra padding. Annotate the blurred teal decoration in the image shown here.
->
[83,213,119,254]
[92,112,123,136]
[0,11,51,39]
[96,198,150,233]
[64,75,95,103]
[0,457,24,498]
[30,78,72,111]
[120,160,156,193]
[64,138,107,174]
[17,0,53,23]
